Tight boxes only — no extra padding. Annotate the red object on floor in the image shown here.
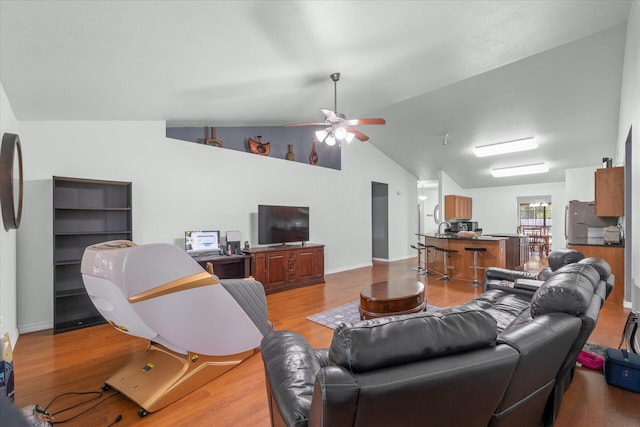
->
[577,350,604,370]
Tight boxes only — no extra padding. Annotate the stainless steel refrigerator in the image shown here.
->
[565,200,618,243]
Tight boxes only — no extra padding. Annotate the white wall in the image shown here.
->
[419,187,438,235]
[0,83,20,347]
[565,166,599,203]
[616,0,640,311]
[466,181,566,249]
[16,120,418,332]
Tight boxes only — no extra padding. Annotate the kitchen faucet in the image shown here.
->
[438,221,451,235]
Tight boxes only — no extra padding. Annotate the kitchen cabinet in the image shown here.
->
[595,167,624,217]
[489,234,529,270]
[245,244,324,294]
[569,244,624,305]
[444,195,472,220]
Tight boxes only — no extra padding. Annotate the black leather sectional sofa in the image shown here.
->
[260,249,613,427]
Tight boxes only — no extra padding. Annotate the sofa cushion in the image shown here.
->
[531,264,599,317]
[578,257,612,281]
[552,263,601,289]
[548,249,585,271]
[449,289,531,332]
[329,310,497,373]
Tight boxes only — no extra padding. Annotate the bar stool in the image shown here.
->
[420,243,436,274]
[410,244,427,275]
[434,247,458,281]
[465,247,487,287]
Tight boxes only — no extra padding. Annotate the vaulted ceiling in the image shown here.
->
[0,0,632,188]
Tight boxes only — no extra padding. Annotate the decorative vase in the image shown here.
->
[204,127,223,147]
[248,135,270,156]
[286,144,295,161]
[309,139,318,165]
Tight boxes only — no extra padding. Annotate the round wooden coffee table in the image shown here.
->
[359,278,426,320]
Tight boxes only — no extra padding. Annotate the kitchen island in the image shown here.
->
[418,233,507,284]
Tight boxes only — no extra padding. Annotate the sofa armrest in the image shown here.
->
[482,268,539,291]
[309,366,359,427]
[485,267,539,282]
[514,278,545,292]
[605,274,615,300]
[261,331,325,427]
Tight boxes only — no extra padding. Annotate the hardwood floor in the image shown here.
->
[12,257,640,426]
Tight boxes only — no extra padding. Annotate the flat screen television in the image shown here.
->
[258,205,309,245]
[185,230,220,255]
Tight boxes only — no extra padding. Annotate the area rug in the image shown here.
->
[307,300,440,329]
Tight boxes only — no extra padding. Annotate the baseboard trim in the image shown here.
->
[19,320,53,334]
[325,261,373,275]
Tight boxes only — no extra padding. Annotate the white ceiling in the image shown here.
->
[0,0,632,188]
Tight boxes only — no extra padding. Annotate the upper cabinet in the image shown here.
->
[444,195,472,220]
[595,167,624,217]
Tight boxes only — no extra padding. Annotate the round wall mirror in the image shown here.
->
[0,133,24,230]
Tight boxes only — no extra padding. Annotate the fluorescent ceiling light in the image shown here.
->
[473,137,538,158]
[491,163,549,178]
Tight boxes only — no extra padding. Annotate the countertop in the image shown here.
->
[418,233,508,242]
[569,238,625,248]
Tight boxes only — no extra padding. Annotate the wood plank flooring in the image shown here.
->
[12,257,640,426]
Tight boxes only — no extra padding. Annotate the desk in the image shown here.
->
[191,254,251,279]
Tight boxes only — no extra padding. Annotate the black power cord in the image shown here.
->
[40,389,122,425]
[105,414,122,427]
[44,391,104,416]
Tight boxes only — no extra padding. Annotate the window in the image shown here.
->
[519,201,552,236]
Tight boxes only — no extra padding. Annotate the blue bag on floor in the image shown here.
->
[604,348,640,393]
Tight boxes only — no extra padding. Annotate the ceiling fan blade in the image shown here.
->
[285,122,328,127]
[343,117,386,126]
[345,127,369,142]
[321,109,340,122]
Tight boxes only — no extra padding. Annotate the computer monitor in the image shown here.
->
[185,230,220,256]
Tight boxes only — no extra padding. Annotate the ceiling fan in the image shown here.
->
[286,72,386,146]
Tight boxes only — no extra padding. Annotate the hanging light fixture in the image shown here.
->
[529,199,548,207]
[315,124,355,146]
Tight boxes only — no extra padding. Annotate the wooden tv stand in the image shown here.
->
[244,244,324,294]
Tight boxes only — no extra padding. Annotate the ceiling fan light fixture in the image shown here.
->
[473,137,538,158]
[334,126,348,140]
[344,132,355,143]
[491,162,549,177]
[285,72,385,144]
[315,129,328,143]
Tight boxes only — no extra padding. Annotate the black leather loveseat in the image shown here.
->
[478,250,614,424]
[260,250,613,427]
